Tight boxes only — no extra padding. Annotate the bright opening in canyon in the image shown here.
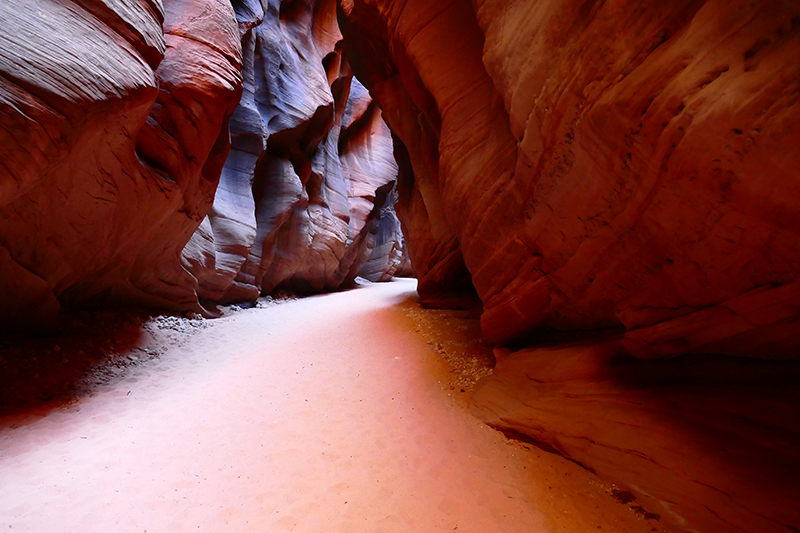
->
[1,1,798,532]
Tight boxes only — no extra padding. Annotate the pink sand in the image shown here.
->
[0,280,595,532]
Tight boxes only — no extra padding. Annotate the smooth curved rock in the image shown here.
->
[471,334,800,533]
[338,0,482,308]
[337,1,800,531]
[358,184,413,282]
[338,0,800,356]
[187,0,400,304]
[0,0,243,327]
[0,0,401,325]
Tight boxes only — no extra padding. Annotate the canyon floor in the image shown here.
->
[0,279,668,533]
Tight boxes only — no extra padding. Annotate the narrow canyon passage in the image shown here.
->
[0,280,657,533]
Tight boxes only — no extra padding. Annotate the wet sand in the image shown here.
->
[0,279,664,532]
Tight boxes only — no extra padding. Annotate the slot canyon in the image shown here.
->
[0,0,799,531]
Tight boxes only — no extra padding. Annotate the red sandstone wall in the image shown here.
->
[0,0,243,327]
[338,0,800,358]
[337,1,800,531]
[2,0,798,530]
[0,0,404,326]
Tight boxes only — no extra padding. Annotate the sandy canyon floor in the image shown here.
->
[0,279,669,532]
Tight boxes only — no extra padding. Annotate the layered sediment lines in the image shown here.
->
[337,1,800,531]
[183,0,404,305]
[0,0,243,326]
[2,0,799,531]
[470,332,800,533]
[338,0,800,356]
[0,0,406,327]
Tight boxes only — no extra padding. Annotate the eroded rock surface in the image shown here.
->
[338,0,800,356]
[0,0,243,327]
[337,1,800,531]
[471,335,800,533]
[182,0,402,304]
[359,184,414,282]
[0,0,404,326]
[3,0,799,531]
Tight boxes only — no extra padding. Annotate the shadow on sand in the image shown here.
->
[0,309,152,422]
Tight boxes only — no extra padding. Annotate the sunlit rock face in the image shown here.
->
[0,0,243,328]
[0,0,403,326]
[337,0,800,531]
[182,0,401,303]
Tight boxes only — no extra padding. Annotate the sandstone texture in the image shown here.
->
[0,0,404,327]
[359,184,414,282]
[338,0,800,358]
[3,0,799,531]
[0,0,243,327]
[180,0,403,305]
[471,334,800,533]
[337,1,800,531]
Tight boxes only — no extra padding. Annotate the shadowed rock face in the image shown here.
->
[470,333,800,533]
[337,0,800,531]
[181,0,402,304]
[3,0,799,531]
[358,183,414,282]
[0,0,243,327]
[337,1,481,309]
[337,0,800,357]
